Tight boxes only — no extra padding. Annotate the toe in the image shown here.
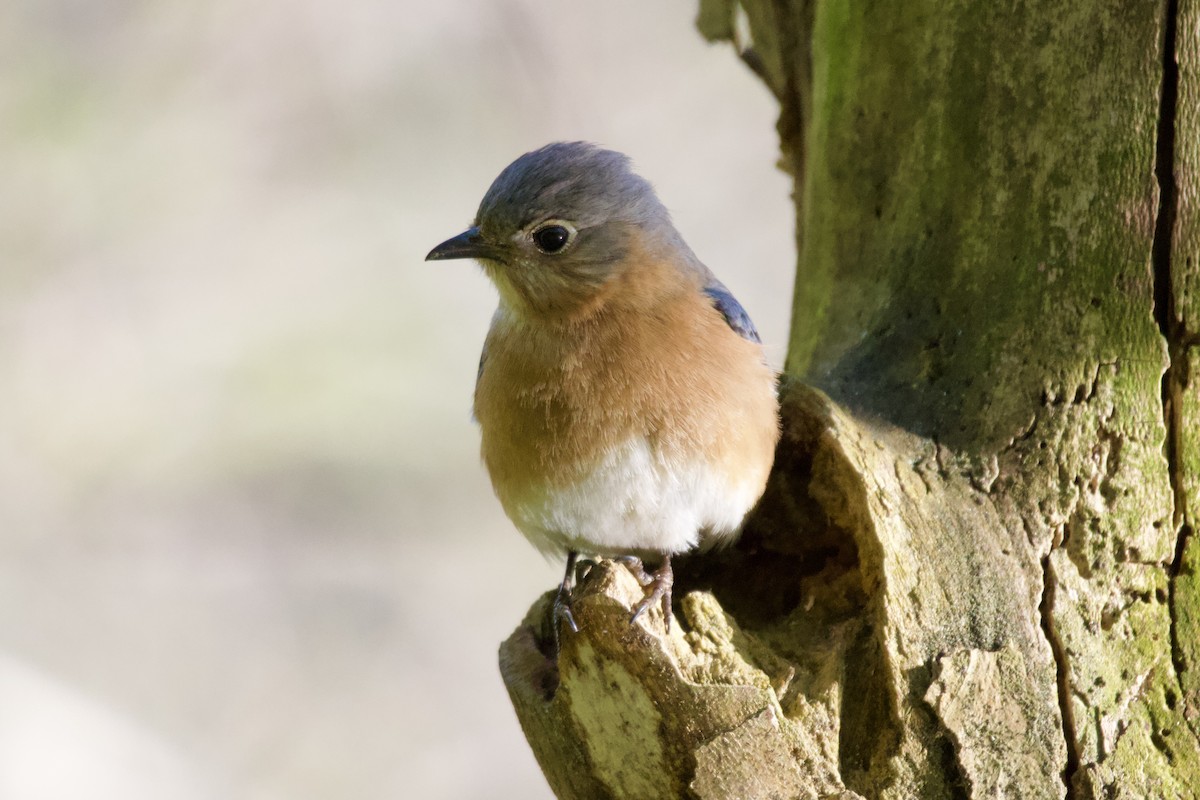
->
[615,555,653,586]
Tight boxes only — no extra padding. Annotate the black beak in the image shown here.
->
[425,226,499,262]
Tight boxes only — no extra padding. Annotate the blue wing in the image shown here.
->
[703,280,761,344]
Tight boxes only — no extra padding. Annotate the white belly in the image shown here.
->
[497,436,763,558]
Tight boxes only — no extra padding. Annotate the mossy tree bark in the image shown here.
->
[499,1,1200,797]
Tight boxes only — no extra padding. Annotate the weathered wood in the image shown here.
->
[501,382,1067,798]
[500,0,1200,796]
[1169,0,1200,758]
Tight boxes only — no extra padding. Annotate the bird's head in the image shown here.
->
[426,142,682,321]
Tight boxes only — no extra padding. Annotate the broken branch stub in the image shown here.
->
[499,383,1066,799]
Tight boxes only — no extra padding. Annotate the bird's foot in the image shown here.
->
[552,584,579,635]
[615,555,653,586]
[552,555,598,636]
[545,552,582,658]
[553,551,582,635]
[548,581,578,658]
[627,555,673,631]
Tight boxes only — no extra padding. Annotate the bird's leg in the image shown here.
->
[552,551,580,636]
[629,554,673,631]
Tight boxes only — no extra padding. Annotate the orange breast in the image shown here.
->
[473,280,780,536]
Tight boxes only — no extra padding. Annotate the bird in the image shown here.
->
[426,142,780,633]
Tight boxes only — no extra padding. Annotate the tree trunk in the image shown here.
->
[499,0,1200,797]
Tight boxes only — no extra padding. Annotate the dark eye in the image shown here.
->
[532,224,572,254]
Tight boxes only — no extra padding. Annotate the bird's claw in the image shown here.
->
[548,551,582,654]
[628,556,674,631]
[615,555,653,586]
[553,589,579,634]
[551,553,674,642]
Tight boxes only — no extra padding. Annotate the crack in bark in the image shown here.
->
[1039,553,1080,798]
[1154,0,1183,521]
[1152,0,1197,732]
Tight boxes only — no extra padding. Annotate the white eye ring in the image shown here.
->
[529,220,577,255]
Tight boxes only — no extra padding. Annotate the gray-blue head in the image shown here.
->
[426,142,683,320]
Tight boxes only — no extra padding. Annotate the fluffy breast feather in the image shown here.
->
[473,266,779,556]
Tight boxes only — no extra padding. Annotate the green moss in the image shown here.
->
[787,0,1199,793]
[1174,532,1200,740]
[792,0,1163,454]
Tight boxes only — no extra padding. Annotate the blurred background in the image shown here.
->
[0,1,792,798]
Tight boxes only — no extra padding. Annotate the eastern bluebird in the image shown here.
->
[427,142,779,632]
